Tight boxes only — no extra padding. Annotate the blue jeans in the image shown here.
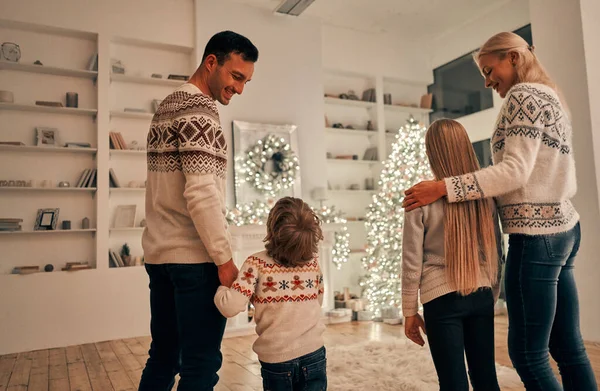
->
[138,263,227,391]
[260,347,327,391]
[505,222,597,390]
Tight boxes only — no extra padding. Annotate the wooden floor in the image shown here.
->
[1,316,599,391]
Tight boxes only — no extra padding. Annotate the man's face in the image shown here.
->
[206,53,254,105]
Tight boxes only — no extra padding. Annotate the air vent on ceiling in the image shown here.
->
[274,0,316,16]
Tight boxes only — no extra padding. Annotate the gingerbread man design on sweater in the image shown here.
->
[262,276,277,293]
[241,267,255,284]
[291,275,305,290]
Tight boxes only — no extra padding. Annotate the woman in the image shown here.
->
[402,119,502,391]
[402,32,597,391]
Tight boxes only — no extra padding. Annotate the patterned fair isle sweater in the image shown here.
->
[142,83,232,265]
[444,82,579,235]
[214,250,326,364]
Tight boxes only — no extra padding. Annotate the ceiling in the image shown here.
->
[229,0,511,40]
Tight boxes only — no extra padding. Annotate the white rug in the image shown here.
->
[327,339,523,391]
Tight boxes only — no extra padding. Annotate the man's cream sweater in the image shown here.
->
[142,83,232,265]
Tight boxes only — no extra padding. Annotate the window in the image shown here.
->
[428,24,532,122]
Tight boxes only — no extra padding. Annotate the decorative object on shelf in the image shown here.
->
[114,205,136,228]
[66,92,78,108]
[151,73,163,79]
[420,93,433,109]
[134,256,143,266]
[1,42,21,62]
[0,180,28,188]
[62,261,91,271]
[34,208,60,231]
[35,101,63,107]
[331,123,343,129]
[362,88,376,102]
[0,218,22,232]
[86,53,98,71]
[361,117,431,317]
[81,217,90,229]
[64,142,91,148]
[348,184,360,191]
[365,178,375,190]
[12,266,39,275]
[152,99,162,113]
[120,243,131,266]
[38,180,53,188]
[345,125,354,129]
[36,127,58,146]
[44,264,54,272]
[33,60,43,65]
[339,90,359,100]
[128,140,144,150]
[237,133,299,198]
[366,120,374,131]
[167,74,188,81]
[58,181,70,188]
[0,90,14,103]
[384,93,392,105]
[111,59,125,74]
[139,218,147,228]
[61,220,71,230]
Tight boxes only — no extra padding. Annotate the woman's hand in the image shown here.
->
[402,180,447,211]
[404,314,427,346]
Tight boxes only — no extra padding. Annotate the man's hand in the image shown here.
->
[404,314,427,346]
[218,259,238,288]
[402,180,447,212]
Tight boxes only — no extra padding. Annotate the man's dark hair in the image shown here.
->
[201,31,258,65]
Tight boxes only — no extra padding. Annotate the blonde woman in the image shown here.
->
[402,119,502,391]
[403,32,597,390]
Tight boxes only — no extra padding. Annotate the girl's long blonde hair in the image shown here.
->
[425,119,498,295]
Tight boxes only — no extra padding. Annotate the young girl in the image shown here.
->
[214,197,327,391]
[402,119,502,391]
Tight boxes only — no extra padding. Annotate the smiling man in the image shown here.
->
[140,31,258,391]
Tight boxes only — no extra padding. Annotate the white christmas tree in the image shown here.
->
[361,117,432,317]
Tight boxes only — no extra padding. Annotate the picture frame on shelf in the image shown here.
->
[113,205,136,228]
[36,127,58,147]
[34,208,60,231]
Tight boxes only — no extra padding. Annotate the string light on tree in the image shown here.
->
[360,117,432,317]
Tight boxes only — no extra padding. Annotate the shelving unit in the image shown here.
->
[111,73,185,87]
[0,229,96,235]
[0,145,97,154]
[0,60,98,79]
[0,102,98,117]
[0,187,96,193]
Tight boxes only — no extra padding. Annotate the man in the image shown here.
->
[139,31,258,391]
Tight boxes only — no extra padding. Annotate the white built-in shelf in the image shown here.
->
[110,110,154,120]
[384,104,432,114]
[329,190,376,196]
[110,227,144,233]
[0,61,98,79]
[0,18,97,40]
[0,145,97,154]
[324,97,376,109]
[0,187,96,193]
[0,229,97,235]
[327,159,378,167]
[110,188,146,194]
[325,127,377,137]
[112,36,193,54]
[0,102,97,117]
[110,149,146,157]
[110,73,185,87]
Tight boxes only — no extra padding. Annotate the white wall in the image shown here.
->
[427,0,530,142]
[529,0,600,341]
[194,0,326,207]
[0,0,195,354]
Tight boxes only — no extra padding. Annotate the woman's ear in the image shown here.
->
[509,51,519,66]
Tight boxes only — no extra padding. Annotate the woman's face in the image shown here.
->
[478,53,518,98]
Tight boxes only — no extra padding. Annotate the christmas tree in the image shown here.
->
[361,117,432,317]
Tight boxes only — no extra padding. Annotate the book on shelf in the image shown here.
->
[0,218,23,232]
[109,132,128,150]
[109,250,125,268]
[75,168,97,188]
[12,266,40,275]
[64,142,92,148]
[109,168,121,188]
[62,261,92,271]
